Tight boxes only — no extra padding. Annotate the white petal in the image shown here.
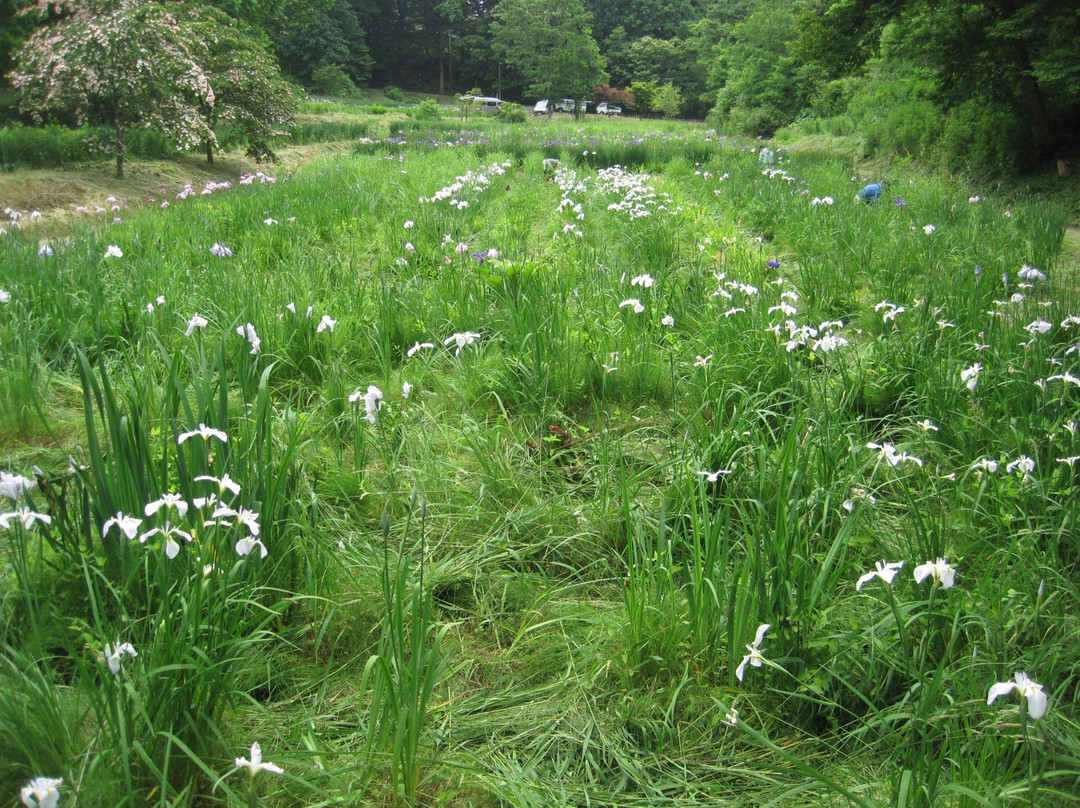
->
[1026,687,1048,720]
[752,623,770,647]
[939,565,956,589]
[855,570,876,591]
[987,681,1015,705]
[735,655,750,682]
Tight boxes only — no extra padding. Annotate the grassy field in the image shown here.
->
[2,115,1079,808]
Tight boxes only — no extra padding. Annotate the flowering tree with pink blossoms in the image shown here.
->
[10,0,216,178]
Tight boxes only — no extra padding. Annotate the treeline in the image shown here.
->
[2,0,1078,174]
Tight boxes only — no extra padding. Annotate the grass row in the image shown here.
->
[1,125,1079,807]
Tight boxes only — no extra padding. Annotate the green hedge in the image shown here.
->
[0,123,173,169]
[0,119,380,169]
[289,120,371,144]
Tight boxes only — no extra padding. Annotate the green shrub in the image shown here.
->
[941,99,1025,175]
[810,79,856,118]
[846,67,943,159]
[383,85,405,102]
[497,102,526,123]
[780,114,856,139]
[866,98,941,158]
[415,98,442,120]
[310,64,360,98]
[653,83,684,119]
[823,115,855,136]
[724,104,788,137]
[629,81,658,116]
[361,105,388,115]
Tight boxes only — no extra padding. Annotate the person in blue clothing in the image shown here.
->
[855,180,889,204]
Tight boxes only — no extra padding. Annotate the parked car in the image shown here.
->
[596,103,622,115]
[533,99,549,115]
[476,97,503,114]
[552,98,576,113]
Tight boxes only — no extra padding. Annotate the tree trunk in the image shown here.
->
[115,123,125,179]
[206,139,214,165]
[1016,58,1052,160]
[998,0,1055,162]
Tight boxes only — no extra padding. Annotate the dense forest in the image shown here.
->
[2,0,1079,174]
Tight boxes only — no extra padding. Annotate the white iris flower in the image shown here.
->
[104,641,138,675]
[20,778,62,808]
[913,558,956,589]
[856,560,904,591]
[987,672,1047,720]
[102,512,143,539]
[235,742,284,777]
[735,623,771,682]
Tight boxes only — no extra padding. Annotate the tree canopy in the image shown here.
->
[3,0,1078,174]
[794,0,1080,162]
[276,0,373,88]
[182,6,297,163]
[10,0,216,177]
[712,2,813,136]
[9,0,297,175]
[492,0,607,103]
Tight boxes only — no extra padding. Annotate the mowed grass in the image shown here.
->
[1,122,1079,808]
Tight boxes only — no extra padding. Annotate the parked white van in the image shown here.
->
[474,97,503,114]
[533,99,549,115]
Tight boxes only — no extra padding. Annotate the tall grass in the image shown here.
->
[1,121,1078,807]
